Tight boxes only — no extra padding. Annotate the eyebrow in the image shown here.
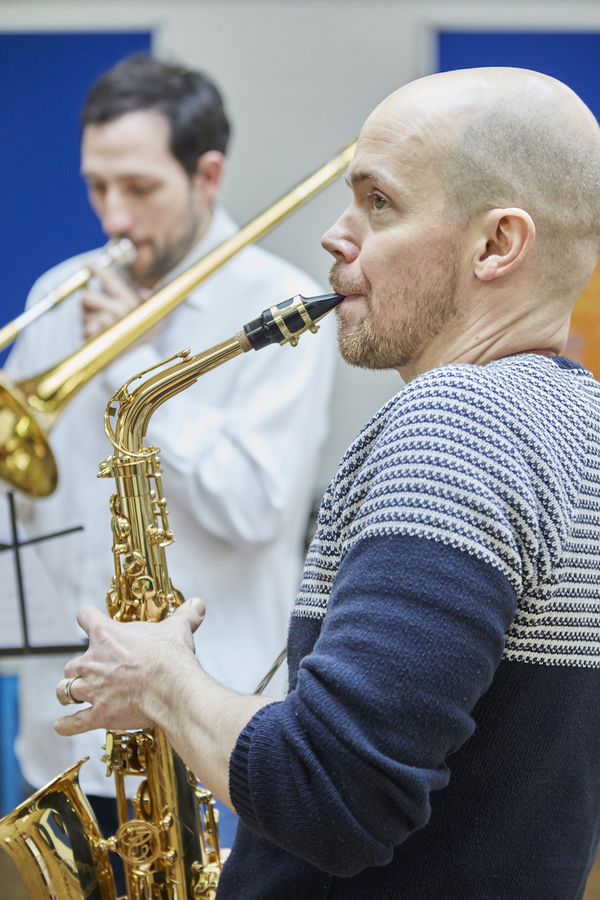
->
[345,168,388,188]
[81,171,161,182]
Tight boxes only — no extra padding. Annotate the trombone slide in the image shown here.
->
[0,237,135,352]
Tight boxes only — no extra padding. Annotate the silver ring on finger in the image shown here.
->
[64,676,84,705]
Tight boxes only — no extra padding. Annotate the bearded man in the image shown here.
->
[57,67,600,899]
[7,53,335,860]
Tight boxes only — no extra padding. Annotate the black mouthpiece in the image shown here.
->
[243,293,344,351]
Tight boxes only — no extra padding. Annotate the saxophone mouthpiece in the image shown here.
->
[241,292,344,350]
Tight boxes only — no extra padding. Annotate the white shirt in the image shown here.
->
[6,206,337,796]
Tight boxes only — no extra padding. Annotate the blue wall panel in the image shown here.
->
[0,30,151,813]
[0,674,21,816]
[438,32,600,124]
[0,32,152,356]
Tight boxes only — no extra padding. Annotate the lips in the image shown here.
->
[331,288,365,306]
[328,261,369,300]
[129,240,154,266]
[330,281,364,299]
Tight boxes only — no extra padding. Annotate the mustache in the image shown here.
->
[328,261,370,297]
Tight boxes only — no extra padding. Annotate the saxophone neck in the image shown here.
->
[108,336,245,456]
[105,292,343,456]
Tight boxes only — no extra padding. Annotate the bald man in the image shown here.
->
[56,68,600,898]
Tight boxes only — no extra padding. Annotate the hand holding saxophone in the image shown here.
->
[55,596,273,811]
[55,597,206,732]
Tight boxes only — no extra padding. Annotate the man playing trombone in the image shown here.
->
[7,53,335,857]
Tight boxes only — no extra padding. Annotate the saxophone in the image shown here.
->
[0,291,343,900]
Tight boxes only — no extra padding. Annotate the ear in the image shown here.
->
[192,150,225,203]
[472,208,535,282]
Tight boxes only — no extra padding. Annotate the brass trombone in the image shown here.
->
[0,142,356,498]
[0,237,135,352]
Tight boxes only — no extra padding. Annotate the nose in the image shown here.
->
[321,209,360,264]
[98,188,135,237]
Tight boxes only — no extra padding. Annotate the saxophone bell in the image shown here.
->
[0,760,117,900]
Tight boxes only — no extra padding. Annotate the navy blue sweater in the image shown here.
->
[218,355,600,899]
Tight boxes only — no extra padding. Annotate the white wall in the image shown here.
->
[2,0,600,488]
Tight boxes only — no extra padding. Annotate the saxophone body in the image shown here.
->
[96,387,221,900]
[0,291,343,899]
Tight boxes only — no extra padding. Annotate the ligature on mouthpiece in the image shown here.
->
[240,292,344,350]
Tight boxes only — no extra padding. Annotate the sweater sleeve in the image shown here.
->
[226,364,556,876]
[228,533,517,876]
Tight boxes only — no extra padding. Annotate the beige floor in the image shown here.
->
[585,849,600,900]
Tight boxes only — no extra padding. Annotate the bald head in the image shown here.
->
[376,66,599,132]
[366,68,600,303]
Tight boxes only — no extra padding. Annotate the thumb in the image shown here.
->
[173,597,206,633]
[77,604,110,637]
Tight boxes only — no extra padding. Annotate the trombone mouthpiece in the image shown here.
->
[242,293,344,350]
[100,236,136,269]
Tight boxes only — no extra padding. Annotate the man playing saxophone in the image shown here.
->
[58,67,600,899]
[7,52,335,864]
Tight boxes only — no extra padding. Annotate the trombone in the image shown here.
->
[0,141,356,498]
[0,237,135,352]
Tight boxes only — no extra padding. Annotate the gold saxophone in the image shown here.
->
[0,290,343,899]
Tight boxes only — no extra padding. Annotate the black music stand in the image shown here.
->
[0,492,88,656]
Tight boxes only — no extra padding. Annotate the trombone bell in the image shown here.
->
[0,375,57,497]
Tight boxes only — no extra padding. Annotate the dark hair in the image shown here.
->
[81,54,231,175]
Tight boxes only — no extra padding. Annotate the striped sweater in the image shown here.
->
[219,354,600,900]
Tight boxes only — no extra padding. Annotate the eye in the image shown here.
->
[87,181,106,197]
[128,184,155,197]
[370,192,389,211]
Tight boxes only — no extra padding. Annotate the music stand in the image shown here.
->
[0,492,88,656]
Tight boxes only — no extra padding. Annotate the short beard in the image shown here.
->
[333,256,460,371]
[135,196,202,286]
